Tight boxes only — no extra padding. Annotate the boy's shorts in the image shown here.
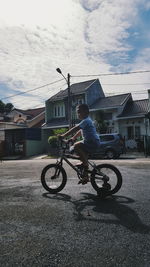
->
[69,140,100,154]
[83,139,100,153]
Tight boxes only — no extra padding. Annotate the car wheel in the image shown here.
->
[105,149,115,159]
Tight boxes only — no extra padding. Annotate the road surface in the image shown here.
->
[0,158,150,267]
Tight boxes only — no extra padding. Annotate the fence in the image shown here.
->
[144,136,150,156]
[124,135,150,155]
[0,141,5,158]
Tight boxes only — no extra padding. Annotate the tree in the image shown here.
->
[4,103,14,113]
[95,110,107,133]
[0,100,14,113]
[0,100,5,113]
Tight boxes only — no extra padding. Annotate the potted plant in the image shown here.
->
[48,128,68,157]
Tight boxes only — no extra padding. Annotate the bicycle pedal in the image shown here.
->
[102,182,111,191]
[102,175,109,182]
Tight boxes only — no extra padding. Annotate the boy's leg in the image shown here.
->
[74,142,88,167]
[74,142,89,184]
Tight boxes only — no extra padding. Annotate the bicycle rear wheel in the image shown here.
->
[41,164,67,193]
[91,164,122,196]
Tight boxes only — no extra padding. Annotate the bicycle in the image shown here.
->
[41,138,123,198]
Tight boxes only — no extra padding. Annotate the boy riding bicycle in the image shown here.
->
[60,104,100,184]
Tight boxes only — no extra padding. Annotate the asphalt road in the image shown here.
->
[0,158,150,267]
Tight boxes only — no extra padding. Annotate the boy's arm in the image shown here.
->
[61,125,80,139]
[72,130,82,141]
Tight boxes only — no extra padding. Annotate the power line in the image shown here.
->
[107,92,148,95]
[1,70,150,102]
[1,69,150,108]
[1,78,64,101]
[102,82,150,86]
[6,81,67,108]
[71,70,150,78]
[105,89,148,93]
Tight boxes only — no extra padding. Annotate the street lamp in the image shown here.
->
[56,68,71,129]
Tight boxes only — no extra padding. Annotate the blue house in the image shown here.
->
[43,79,104,130]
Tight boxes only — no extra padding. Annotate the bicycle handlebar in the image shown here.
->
[57,136,74,151]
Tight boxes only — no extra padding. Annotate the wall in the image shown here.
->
[6,110,26,123]
[26,140,45,157]
[0,122,25,129]
[118,118,146,138]
[45,101,53,123]
[25,129,48,157]
[27,112,45,128]
[0,130,5,141]
[86,80,105,106]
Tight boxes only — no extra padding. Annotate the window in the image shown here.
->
[78,98,84,104]
[127,126,134,139]
[53,103,65,118]
[135,126,140,138]
[72,97,84,106]
[100,135,115,142]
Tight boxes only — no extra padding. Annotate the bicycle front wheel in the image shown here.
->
[41,164,67,194]
[91,164,122,196]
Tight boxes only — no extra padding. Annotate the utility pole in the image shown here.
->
[56,68,72,128]
[67,73,71,129]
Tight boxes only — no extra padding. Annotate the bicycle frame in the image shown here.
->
[56,152,107,182]
[55,139,109,182]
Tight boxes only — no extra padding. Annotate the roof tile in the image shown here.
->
[118,99,149,118]
[90,93,131,109]
[48,79,97,101]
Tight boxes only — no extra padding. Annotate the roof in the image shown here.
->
[14,107,45,119]
[118,99,149,118]
[42,119,69,129]
[32,118,45,128]
[48,79,97,101]
[90,93,131,110]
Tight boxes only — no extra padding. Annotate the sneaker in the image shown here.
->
[81,176,89,184]
[82,166,89,182]
[78,168,89,184]
[78,177,89,185]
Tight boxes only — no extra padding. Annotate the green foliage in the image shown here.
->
[52,128,68,136]
[47,128,68,154]
[0,100,14,113]
[48,136,58,148]
[5,103,14,113]
[48,128,68,147]
[95,110,107,133]
[0,100,5,113]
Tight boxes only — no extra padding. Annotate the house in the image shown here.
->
[90,93,132,133]
[43,78,150,152]
[6,107,45,127]
[117,98,149,149]
[43,79,104,130]
[0,107,46,158]
[90,93,150,150]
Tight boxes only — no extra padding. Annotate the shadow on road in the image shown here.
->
[42,192,150,234]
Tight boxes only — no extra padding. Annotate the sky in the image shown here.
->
[0,0,150,109]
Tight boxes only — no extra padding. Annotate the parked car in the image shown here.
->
[89,133,125,159]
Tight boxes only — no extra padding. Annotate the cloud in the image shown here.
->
[0,0,150,109]
[84,1,138,54]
